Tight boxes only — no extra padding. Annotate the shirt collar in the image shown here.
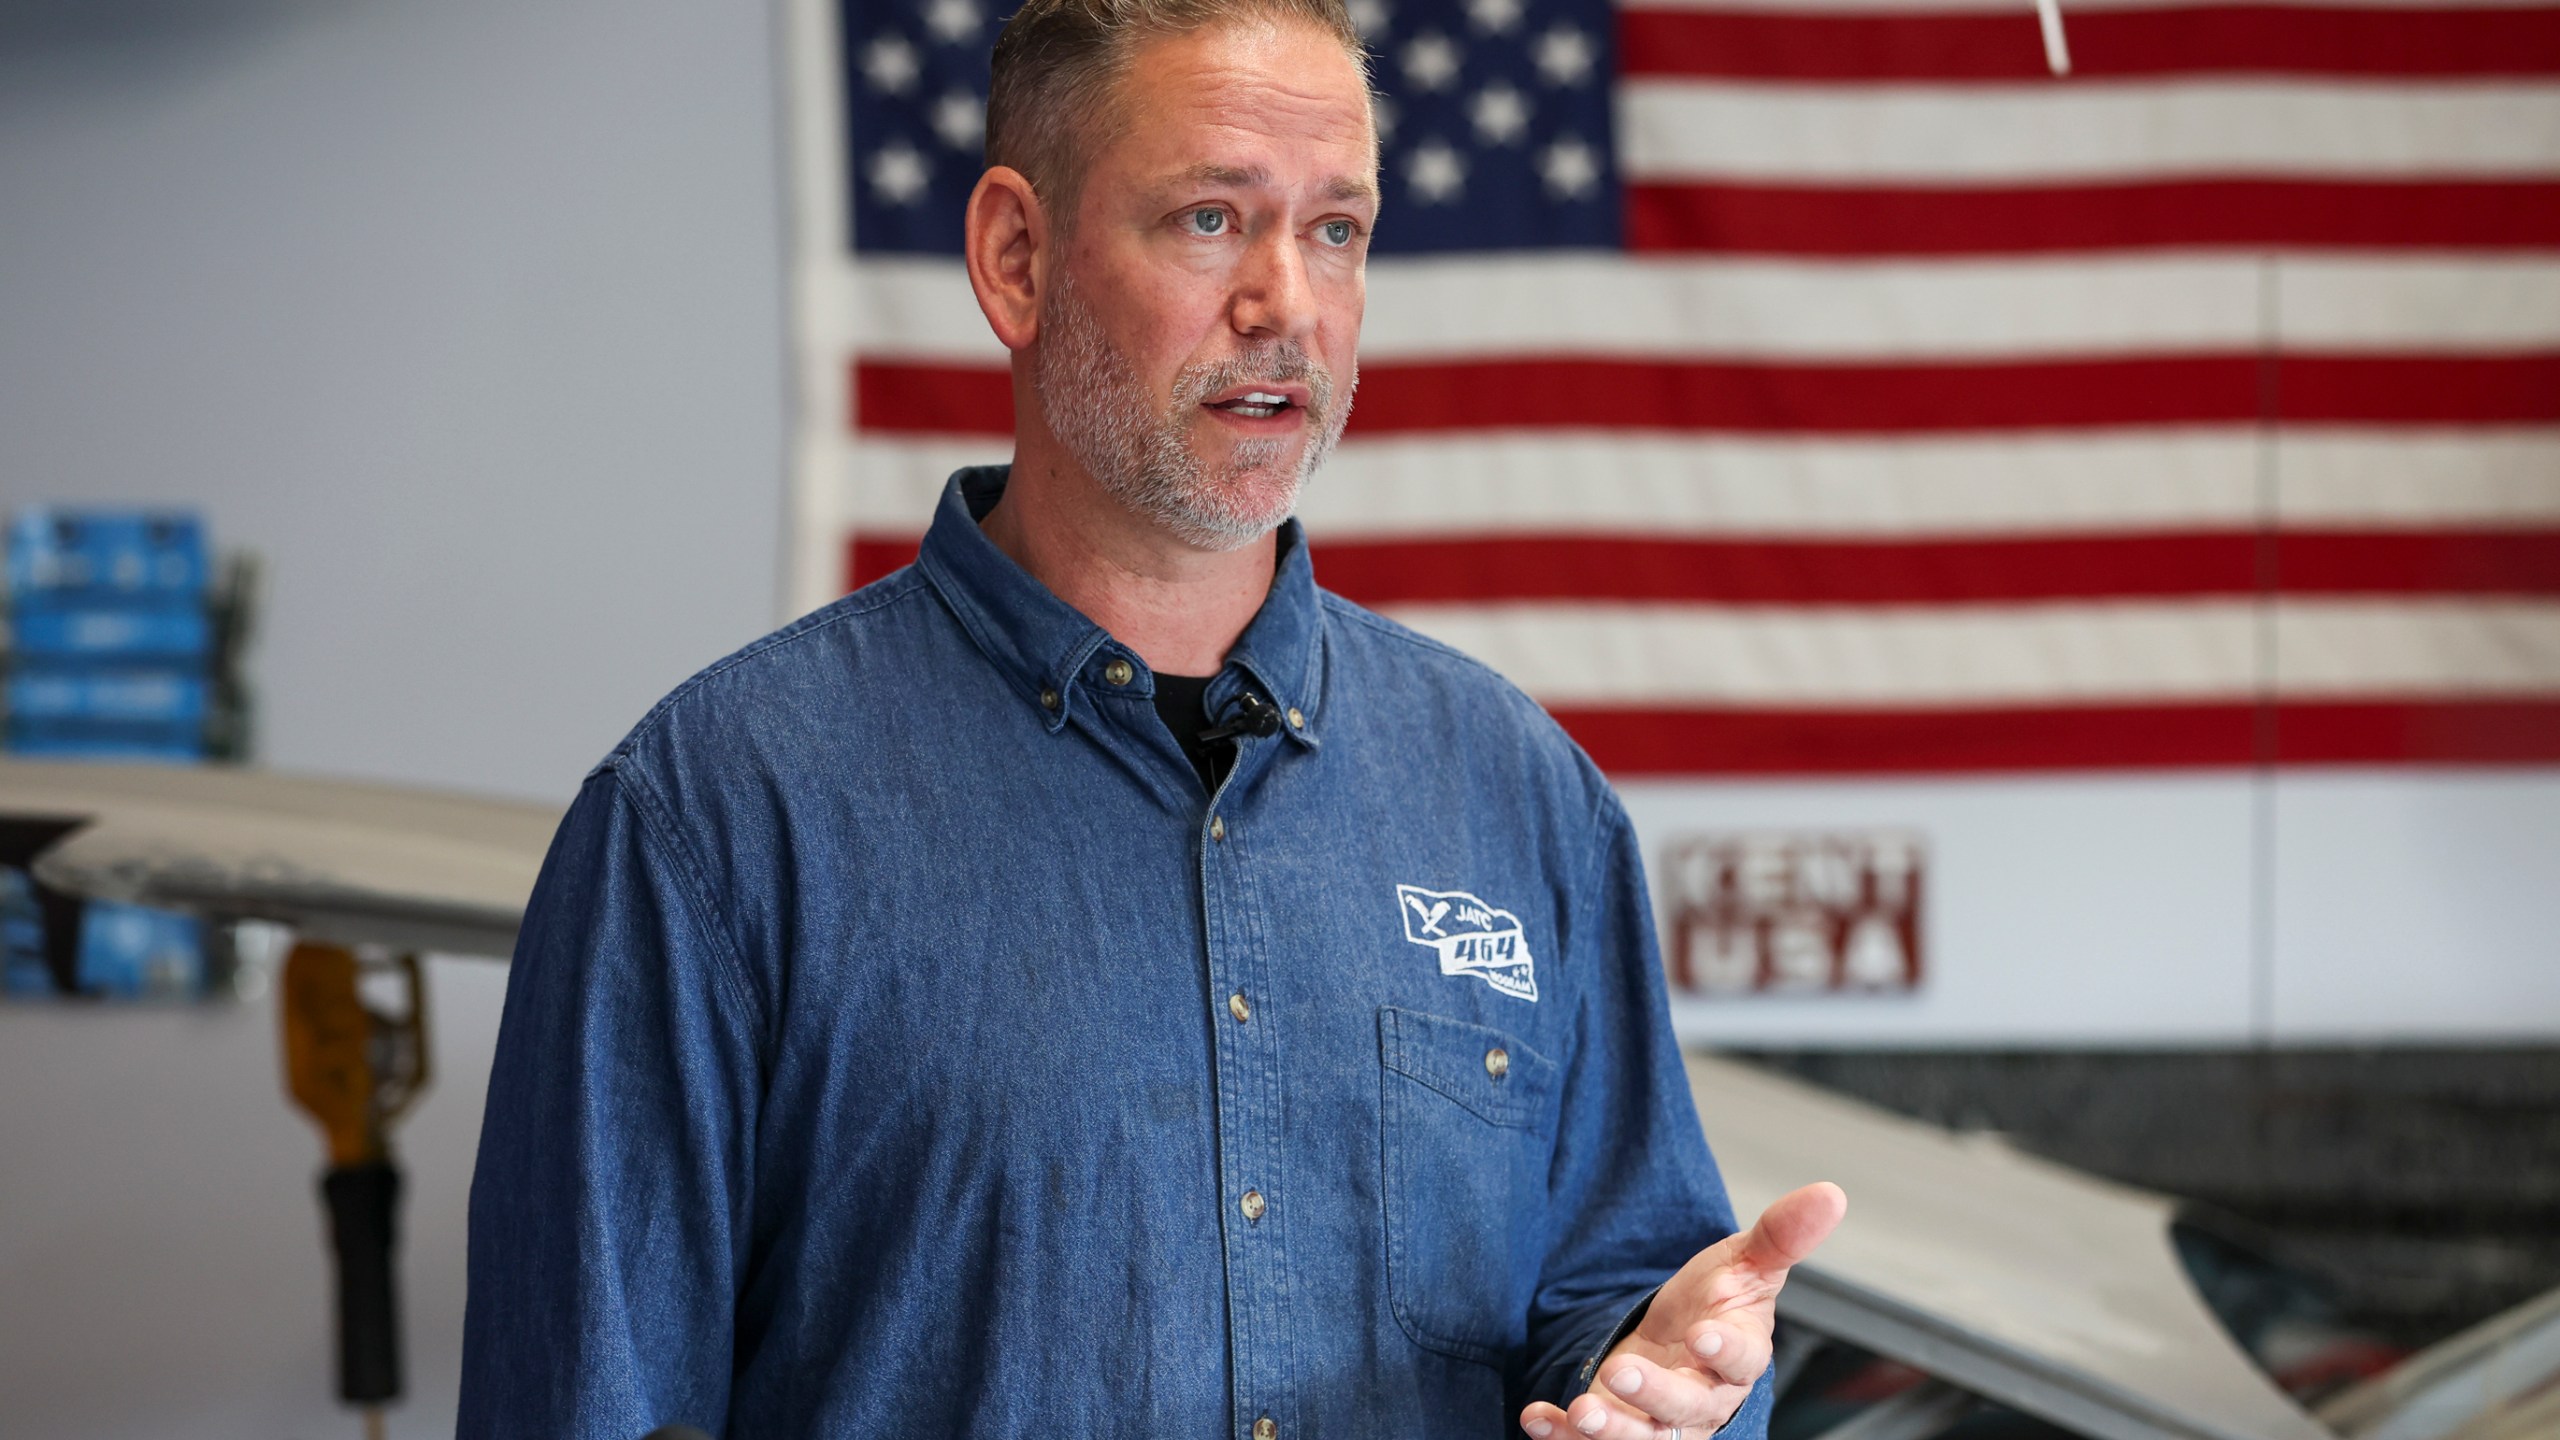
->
[915,465,1324,749]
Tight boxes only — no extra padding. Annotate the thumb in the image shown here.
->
[1730,1181,1847,1277]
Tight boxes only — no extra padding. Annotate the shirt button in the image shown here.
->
[1253,1420,1277,1440]
[1485,1047,1510,1079]
[1210,815,1227,842]
[1103,658,1135,686]
[1038,688,1060,711]
[1228,992,1251,1023]
[1240,1189,1266,1221]
[1286,706,1305,729]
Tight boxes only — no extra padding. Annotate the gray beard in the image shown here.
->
[1032,267,1354,552]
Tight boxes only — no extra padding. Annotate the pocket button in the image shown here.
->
[1485,1047,1510,1080]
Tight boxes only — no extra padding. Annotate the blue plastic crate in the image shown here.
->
[6,508,209,603]
[73,901,206,998]
[5,725,208,761]
[0,955,50,997]
[2,870,51,997]
[7,669,208,725]
[5,669,211,756]
[10,606,213,664]
[0,872,210,999]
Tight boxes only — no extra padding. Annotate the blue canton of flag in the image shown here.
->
[842,0,1620,255]
[1349,0,1620,251]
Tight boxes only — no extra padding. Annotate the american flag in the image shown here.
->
[821,0,2560,779]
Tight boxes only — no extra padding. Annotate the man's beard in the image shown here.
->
[1032,268,1354,552]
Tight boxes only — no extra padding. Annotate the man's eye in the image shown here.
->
[1187,208,1227,235]
[1319,220,1356,247]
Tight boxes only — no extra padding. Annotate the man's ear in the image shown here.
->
[965,166,1050,353]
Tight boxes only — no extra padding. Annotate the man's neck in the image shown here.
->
[979,452,1277,677]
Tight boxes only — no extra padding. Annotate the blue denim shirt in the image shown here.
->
[460,467,1766,1439]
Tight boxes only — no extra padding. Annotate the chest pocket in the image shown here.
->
[1377,1006,1561,1365]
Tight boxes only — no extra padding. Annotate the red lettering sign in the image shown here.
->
[1660,832,1926,996]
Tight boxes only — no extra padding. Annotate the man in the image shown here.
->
[460,0,1843,1434]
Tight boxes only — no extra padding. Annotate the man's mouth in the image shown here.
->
[1209,390,1299,420]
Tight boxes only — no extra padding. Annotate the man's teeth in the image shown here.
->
[1219,391,1294,419]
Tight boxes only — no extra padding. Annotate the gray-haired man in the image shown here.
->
[459,1,1842,1435]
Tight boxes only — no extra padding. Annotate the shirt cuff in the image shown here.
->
[1571,1286,1661,1393]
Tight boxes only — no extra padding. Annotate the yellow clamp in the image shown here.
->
[281,942,430,1168]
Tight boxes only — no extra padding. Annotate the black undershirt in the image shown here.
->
[1151,672,1226,790]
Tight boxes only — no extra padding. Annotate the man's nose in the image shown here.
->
[1229,230,1320,344]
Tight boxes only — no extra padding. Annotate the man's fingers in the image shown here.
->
[1526,1186,1845,1440]
[1731,1180,1848,1277]
[1684,1316,1774,1387]
[1519,1399,1574,1438]
[1519,1393,1676,1439]
[1595,1352,1731,1427]
[1568,1390,1678,1439]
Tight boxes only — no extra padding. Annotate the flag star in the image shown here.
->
[1537,135,1600,199]
[869,140,932,205]
[1407,140,1466,203]
[930,90,985,151]
[1465,0,1523,34]
[1400,31,1461,92]
[1469,82,1530,145]
[860,34,920,95]
[1346,0,1390,41]
[922,0,980,44]
[1532,24,1595,87]
[1372,93,1400,144]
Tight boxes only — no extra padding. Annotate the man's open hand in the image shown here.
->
[1519,1181,1848,1439]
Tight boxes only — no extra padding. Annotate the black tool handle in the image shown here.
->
[322,1162,404,1405]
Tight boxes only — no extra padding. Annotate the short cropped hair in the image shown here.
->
[986,0,1372,232]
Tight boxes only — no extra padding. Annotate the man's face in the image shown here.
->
[1032,18,1377,552]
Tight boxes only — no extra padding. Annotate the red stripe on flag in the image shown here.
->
[2281,354,2560,424]
[1553,700,2560,774]
[1618,6,2560,81]
[1351,354,2560,433]
[2274,700,2560,766]
[855,530,2560,602]
[2278,531,2560,595]
[1306,531,2560,605]
[853,354,2560,437]
[1624,179,2560,256]
[1357,355,2255,432]
[850,536,924,589]
[856,362,1014,435]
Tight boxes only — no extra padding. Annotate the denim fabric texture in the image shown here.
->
[459,466,1768,1440]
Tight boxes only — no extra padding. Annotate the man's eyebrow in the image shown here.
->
[1169,162,1270,192]
[1324,174,1381,208]
[1149,162,1380,209]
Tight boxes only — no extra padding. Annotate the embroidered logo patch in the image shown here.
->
[1397,884,1538,1002]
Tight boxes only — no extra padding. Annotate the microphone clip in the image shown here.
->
[1198,688,1283,744]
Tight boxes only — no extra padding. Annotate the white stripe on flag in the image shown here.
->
[2285,261,2560,350]
[1619,81,2560,181]
[847,431,2560,537]
[848,255,2560,361]
[850,257,1004,363]
[1377,599,2560,705]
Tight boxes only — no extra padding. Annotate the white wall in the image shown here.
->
[1622,769,2560,1048]
[0,0,789,1434]
[0,958,508,1440]
[0,0,789,802]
